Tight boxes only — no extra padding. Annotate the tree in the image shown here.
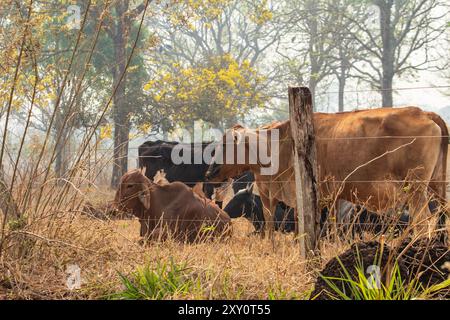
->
[276,0,337,109]
[347,0,446,107]
[140,0,283,132]
[10,1,113,182]
[104,1,147,188]
[141,54,267,129]
[441,21,450,94]
[328,1,369,112]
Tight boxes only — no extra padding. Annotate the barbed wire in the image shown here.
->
[79,216,438,226]
[42,135,450,153]
[78,180,450,184]
[315,85,450,96]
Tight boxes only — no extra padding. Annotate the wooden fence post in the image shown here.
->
[288,86,320,259]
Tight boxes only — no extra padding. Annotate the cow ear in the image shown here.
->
[138,182,151,210]
[246,183,254,194]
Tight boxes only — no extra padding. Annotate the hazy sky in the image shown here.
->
[319,71,450,113]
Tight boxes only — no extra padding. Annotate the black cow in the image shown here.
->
[320,202,411,238]
[138,140,251,204]
[223,185,295,233]
[138,140,216,197]
[224,185,410,237]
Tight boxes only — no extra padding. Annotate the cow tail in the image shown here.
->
[427,112,449,243]
[429,113,448,202]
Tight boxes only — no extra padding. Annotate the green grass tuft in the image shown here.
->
[315,260,450,300]
[111,259,200,300]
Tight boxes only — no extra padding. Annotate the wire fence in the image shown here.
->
[81,214,443,227]
[43,134,450,153]
[18,133,449,185]
[88,180,450,184]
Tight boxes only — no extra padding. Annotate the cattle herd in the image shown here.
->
[113,107,449,245]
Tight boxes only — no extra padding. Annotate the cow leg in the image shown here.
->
[259,194,277,239]
[407,190,433,238]
[427,195,448,245]
[139,219,150,238]
[138,219,152,245]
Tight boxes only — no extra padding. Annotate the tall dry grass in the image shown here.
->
[0,0,448,300]
[1,176,447,300]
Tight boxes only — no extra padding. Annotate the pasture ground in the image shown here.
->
[0,184,447,299]
[1,208,315,299]
[1,149,450,300]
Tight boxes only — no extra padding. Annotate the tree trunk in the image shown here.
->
[338,77,345,112]
[378,0,395,107]
[337,45,347,112]
[54,110,69,184]
[306,0,319,111]
[381,74,393,107]
[110,2,130,188]
[308,79,317,111]
[0,167,19,222]
[54,137,66,181]
[111,109,130,188]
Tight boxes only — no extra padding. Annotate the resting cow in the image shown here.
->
[114,169,231,243]
[206,107,448,241]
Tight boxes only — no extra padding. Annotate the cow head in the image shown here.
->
[223,184,255,219]
[205,125,252,183]
[114,169,152,217]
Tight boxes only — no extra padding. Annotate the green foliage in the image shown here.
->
[267,285,301,300]
[313,258,450,300]
[218,271,245,299]
[7,216,27,231]
[112,259,200,300]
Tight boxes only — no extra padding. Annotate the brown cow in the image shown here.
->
[206,107,448,241]
[115,169,232,243]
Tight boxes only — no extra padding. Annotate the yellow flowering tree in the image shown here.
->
[142,54,267,129]
[137,0,282,133]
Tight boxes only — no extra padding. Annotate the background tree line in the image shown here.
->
[0,0,448,189]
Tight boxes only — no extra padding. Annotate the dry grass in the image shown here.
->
[0,185,312,300]
[0,182,448,300]
[0,212,312,299]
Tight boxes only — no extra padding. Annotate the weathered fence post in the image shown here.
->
[288,87,320,259]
